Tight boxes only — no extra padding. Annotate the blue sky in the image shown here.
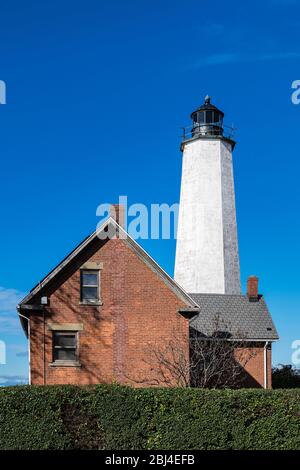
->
[0,0,300,385]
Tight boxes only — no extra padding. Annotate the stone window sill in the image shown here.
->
[79,301,103,306]
[49,361,81,368]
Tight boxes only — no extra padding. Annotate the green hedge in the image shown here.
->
[0,385,300,450]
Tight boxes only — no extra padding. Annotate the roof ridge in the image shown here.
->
[189,293,247,297]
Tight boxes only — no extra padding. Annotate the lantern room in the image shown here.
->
[191,96,224,137]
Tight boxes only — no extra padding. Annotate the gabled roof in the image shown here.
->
[18,217,198,309]
[189,293,279,341]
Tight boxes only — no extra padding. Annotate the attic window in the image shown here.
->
[80,270,100,303]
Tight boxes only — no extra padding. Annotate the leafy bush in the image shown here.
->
[272,364,300,388]
[0,385,300,450]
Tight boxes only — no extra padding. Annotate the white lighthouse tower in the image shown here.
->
[174,96,241,294]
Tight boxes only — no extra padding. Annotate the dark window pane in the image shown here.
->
[213,112,220,123]
[82,272,98,286]
[54,348,76,361]
[206,111,213,123]
[198,112,205,123]
[82,286,98,300]
[54,334,76,347]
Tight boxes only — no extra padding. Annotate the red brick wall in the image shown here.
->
[235,344,272,388]
[30,237,189,386]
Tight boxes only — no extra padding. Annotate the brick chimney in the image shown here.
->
[247,275,259,301]
[110,204,125,227]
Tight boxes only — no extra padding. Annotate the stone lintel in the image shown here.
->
[48,323,84,331]
[80,261,103,270]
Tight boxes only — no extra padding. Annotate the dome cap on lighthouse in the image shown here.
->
[191,95,224,120]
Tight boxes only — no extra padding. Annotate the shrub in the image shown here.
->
[272,365,300,388]
[0,385,300,450]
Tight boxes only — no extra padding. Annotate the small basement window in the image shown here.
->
[80,269,100,303]
[53,331,78,362]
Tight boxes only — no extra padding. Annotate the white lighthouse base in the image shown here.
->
[174,137,241,294]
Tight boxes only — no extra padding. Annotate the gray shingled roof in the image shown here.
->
[189,294,279,341]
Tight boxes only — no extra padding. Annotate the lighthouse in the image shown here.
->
[174,96,241,294]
